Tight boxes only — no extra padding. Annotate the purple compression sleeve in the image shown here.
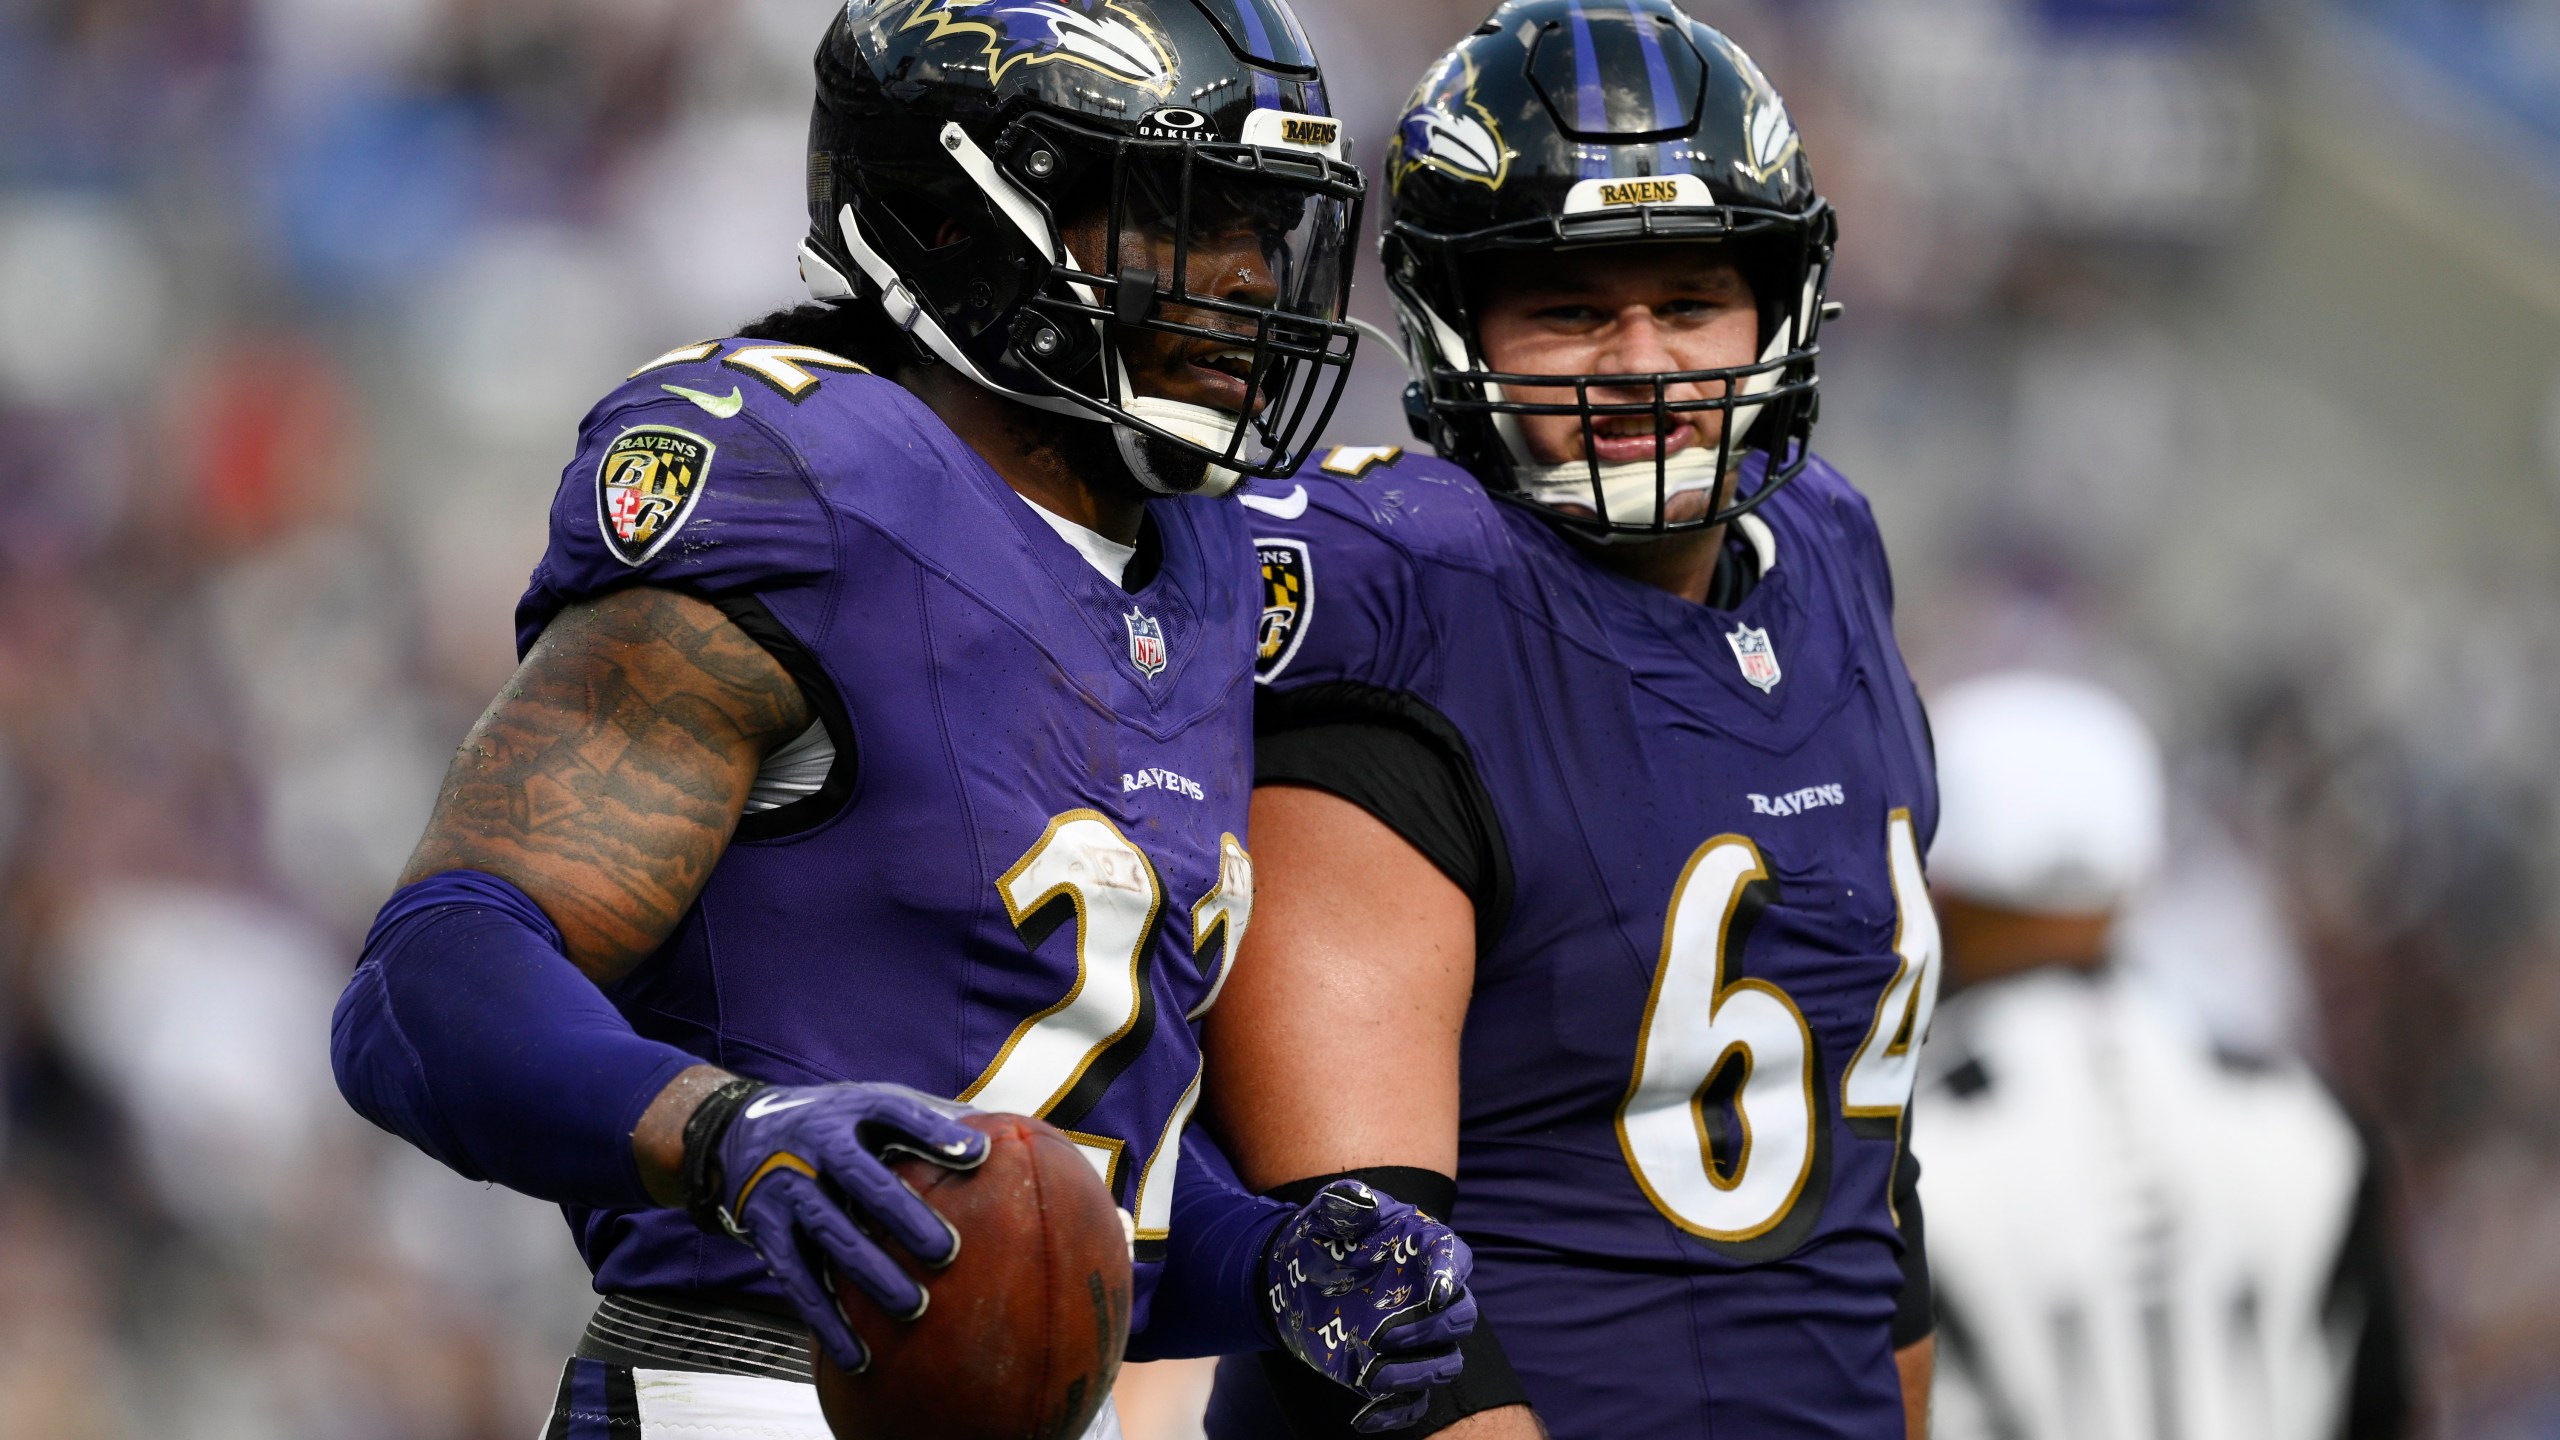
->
[1127,1127,1295,1361]
[330,869,702,1209]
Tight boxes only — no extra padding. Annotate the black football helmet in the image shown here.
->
[1382,0,1835,535]
[798,0,1363,496]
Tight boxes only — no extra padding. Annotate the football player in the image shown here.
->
[1202,3,1939,1437]
[328,3,1477,1435]
[1914,672,2409,1440]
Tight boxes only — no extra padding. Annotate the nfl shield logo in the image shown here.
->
[1726,623,1782,693]
[1125,607,1169,678]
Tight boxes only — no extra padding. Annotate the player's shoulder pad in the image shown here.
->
[1744,448,1881,570]
[1250,443,1516,573]
[577,335,954,550]
[598,334,936,464]
[1240,446,1512,688]
[524,338,938,639]
[1770,449,1881,540]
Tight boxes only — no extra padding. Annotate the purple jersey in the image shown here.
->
[1247,447,1942,1437]
[516,339,1260,1332]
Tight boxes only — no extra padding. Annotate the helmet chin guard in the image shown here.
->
[1477,288,1817,535]
[1117,396,1249,496]
[1381,0,1837,538]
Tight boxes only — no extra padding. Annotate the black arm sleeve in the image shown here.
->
[1891,1118,1935,1348]
[1236,1167,1534,1439]
[1254,683,1512,948]
[2330,1126,2413,1440]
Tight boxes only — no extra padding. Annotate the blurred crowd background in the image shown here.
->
[2,0,2557,1435]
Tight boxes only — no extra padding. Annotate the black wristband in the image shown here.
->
[1263,1166,1459,1221]
[680,1078,771,1235]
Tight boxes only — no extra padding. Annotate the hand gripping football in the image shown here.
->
[814,1112,1132,1440]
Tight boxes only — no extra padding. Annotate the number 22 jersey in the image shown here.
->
[1246,448,1942,1438]
[515,338,1258,1332]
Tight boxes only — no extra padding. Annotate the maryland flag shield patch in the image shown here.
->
[596,424,714,566]
[1255,538,1313,682]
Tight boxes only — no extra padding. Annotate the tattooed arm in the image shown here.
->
[401,585,810,980]
[339,578,989,1282]
[390,585,811,1203]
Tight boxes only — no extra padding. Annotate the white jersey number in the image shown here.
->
[1618,811,1940,1253]
[1843,810,1943,1122]
[961,811,1250,1243]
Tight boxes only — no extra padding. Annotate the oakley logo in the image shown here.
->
[1141,106,1208,133]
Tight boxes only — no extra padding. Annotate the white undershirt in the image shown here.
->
[1735,512,1780,576]
[1020,493,1137,585]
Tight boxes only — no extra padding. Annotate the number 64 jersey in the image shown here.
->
[515,339,1258,1331]
[1249,449,1941,1438]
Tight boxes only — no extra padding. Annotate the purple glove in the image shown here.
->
[692,1081,988,1371]
[1264,1180,1478,1433]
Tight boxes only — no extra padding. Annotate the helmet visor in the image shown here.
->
[1020,121,1363,480]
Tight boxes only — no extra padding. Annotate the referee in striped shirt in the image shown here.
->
[1911,672,2409,1440]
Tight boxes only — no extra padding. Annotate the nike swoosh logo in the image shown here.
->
[742,1093,819,1120]
[1240,485,1308,519]
[663,383,743,419]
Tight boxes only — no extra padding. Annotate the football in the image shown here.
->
[814,1111,1133,1440]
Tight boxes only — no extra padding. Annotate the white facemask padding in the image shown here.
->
[1117,400,1248,495]
[1111,349,1258,495]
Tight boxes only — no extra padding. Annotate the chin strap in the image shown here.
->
[816,203,1092,421]
[805,123,1105,422]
